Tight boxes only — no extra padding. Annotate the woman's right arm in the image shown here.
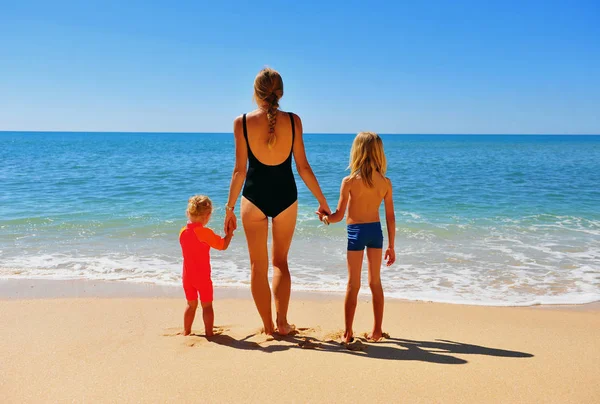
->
[291,114,331,216]
[224,116,247,232]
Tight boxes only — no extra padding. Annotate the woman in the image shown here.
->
[224,68,330,335]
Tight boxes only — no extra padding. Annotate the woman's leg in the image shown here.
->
[344,250,364,343]
[366,247,384,341]
[241,197,274,334]
[271,201,298,335]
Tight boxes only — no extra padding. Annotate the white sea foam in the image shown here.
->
[1,236,598,307]
[2,204,599,307]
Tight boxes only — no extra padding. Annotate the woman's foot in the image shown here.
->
[262,321,276,336]
[343,330,354,344]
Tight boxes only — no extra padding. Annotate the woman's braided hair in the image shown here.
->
[253,68,284,148]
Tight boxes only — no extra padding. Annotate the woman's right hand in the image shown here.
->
[224,210,237,234]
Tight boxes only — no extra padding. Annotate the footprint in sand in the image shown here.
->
[296,327,319,335]
[162,326,229,339]
[342,338,367,352]
[211,326,228,335]
[162,327,183,337]
[298,338,321,349]
[183,327,230,347]
[243,328,276,344]
[324,330,345,342]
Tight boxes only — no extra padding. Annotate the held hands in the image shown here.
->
[224,209,237,235]
[316,212,330,225]
[384,247,396,266]
[315,201,331,224]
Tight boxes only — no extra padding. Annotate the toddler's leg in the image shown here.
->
[344,250,364,343]
[201,301,214,337]
[184,300,198,336]
[367,248,384,341]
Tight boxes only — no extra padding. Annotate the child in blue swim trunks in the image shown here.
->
[322,132,396,343]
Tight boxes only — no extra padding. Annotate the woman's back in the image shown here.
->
[346,173,390,224]
[244,110,294,166]
[241,109,298,219]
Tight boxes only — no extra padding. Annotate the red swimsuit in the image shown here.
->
[179,222,225,302]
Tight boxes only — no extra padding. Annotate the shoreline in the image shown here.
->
[1,278,598,312]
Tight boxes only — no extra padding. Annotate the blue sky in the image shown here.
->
[1,1,599,134]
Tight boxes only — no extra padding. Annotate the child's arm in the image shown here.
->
[196,227,234,251]
[221,227,234,250]
[324,177,351,224]
[383,178,396,266]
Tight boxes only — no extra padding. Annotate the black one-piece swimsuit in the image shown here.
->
[241,113,298,218]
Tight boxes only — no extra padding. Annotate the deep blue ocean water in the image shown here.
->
[1,132,599,305]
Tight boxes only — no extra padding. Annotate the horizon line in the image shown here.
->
[1,130,599,136]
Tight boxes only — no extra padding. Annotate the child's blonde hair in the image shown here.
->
[186,195,212,218]
[348,132,387,187]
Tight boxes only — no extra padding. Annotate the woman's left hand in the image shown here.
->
[315,201,331,221]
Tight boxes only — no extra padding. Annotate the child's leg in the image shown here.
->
[344,250,364,343]
[201,301,214,337]
[366,247,384,340]
[184,300,198,336]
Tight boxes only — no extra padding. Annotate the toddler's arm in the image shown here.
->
[324,177,351,224]
[222,227,234,250]
[197,227,234,251]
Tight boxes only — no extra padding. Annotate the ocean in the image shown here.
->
[1,132,599,306]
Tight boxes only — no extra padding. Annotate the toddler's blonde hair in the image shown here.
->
[348,132,387,187]
[186,195,212,218]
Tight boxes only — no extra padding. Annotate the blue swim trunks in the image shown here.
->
[347,222,384,251]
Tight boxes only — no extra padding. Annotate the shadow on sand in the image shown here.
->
[200,331,534,365]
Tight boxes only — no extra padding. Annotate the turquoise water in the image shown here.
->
[1,132,599,305]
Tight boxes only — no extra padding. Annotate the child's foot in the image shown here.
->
[366,330,386,342]
[276,322,296,336]
[184,329,192,336]
[343,330,354,344]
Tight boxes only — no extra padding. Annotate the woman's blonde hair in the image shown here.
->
[186,195,212,218]
[253,67,284,149]
[348,132,387,187]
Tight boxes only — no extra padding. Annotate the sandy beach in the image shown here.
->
[1,279,599,403]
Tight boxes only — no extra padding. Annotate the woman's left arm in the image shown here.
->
[224,116,248,232]
[291,114,331,216]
